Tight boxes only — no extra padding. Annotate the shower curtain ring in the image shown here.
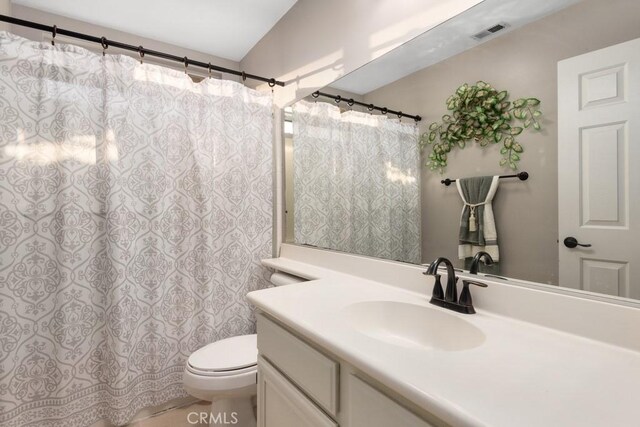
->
[208,62,212,79]
[311,91,319,98]
[51,25,57,46]
[183,56,189,75]
[138,46,145,64]
[397,112,403,120]
[348,98,354,107]
[101,37,108,56]
[382,107,388,116]
[334,95,341,104]
[368,104,374,114]
[268,78,276,88]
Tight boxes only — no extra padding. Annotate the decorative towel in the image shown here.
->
[456,175,500,261]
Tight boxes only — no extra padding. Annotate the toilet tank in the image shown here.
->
[270,272,307,287]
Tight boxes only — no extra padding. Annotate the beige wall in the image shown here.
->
[10,5,239,76]
[240,0,484,107]
[363,0,640,284]
[0,0,10,31]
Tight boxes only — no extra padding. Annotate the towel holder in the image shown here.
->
[441,171,529,186]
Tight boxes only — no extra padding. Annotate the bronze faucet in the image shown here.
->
[424,257,487,314]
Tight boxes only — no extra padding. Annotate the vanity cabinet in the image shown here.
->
[256,313,440,427]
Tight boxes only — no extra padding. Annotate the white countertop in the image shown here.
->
[248,259,640,427]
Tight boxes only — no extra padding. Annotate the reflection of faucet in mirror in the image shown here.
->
[469,251,494,275]
[424,257,487,314]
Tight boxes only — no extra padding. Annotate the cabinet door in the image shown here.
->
[347,375,434,427]
[258,356,338,427]
[257,314,339,416]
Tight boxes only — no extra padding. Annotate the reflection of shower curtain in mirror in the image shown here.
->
[0,32,273,426]
[292,100,420,263]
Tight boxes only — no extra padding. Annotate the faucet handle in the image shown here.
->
[424,273,445,300]
[459,280,488,311]
[463,280,488,288]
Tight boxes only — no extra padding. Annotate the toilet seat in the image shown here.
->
[183,334,258,396]
[188,334,258,373]
[187,363,256,377]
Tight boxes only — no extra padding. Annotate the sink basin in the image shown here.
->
[342,301,485,351]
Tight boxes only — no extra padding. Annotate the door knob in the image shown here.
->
[563,237,592,249]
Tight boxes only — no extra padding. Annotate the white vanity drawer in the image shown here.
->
[347,374,435,427]
[257,313,339,417]
[258,356,337,427]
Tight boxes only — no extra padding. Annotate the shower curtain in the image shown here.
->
[292,100,420,264]
[0,32,273,426]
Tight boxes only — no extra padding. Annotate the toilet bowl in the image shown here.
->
[183,272,306,427]
[183,334,258,427]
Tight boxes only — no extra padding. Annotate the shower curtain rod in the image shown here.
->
[0,14,285,87]
[311,90,422,122]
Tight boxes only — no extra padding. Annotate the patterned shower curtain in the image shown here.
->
[292,100,421,264]
[0,32,273,426]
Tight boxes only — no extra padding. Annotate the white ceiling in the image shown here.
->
[11,0,297,61]
[330,0,582,95]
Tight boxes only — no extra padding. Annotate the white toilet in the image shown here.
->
[183,272,306,427]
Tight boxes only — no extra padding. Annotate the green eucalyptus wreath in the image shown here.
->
[420,81,542,172]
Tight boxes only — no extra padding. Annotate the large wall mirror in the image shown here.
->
[284,0,640,302]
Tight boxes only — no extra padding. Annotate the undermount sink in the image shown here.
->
[342,301,486,351]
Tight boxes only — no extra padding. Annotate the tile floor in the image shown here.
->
[129,401,211,427]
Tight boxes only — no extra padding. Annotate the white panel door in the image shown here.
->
[558,38,640,298]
